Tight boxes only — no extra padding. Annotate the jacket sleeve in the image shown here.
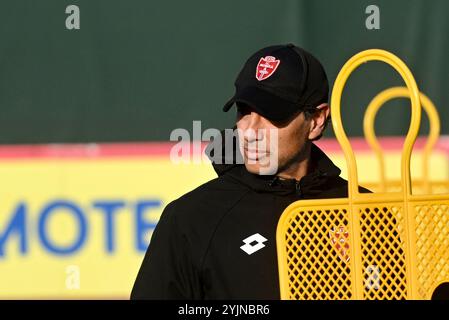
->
[130,201,202,299]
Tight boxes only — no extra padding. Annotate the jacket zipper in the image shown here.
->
[295,180,302,196]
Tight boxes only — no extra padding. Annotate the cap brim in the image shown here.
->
[223,86,300,122]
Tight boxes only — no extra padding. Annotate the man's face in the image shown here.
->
[235,103,312,176]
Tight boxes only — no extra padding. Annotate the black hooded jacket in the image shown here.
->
[131,142,369,300]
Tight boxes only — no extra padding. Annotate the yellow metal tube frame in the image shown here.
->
[363,87,441,193]
[277,49,449,300]
[331,50,421,200]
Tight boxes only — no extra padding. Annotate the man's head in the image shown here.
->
[223,44,330,177]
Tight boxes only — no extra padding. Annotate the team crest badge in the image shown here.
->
[255,56,280,81]
[329,225,350,262]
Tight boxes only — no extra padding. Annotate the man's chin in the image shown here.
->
[244,162,278,176]
[244,163,261,174]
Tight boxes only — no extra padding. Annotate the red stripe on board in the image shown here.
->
[0,136,446,159]
[0,143,170,158]
[0,142,201,159]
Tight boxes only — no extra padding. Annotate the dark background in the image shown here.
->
[0,0,447,144]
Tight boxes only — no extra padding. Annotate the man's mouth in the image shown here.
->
[244,147,269,161]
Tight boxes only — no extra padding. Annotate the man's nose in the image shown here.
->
[243,112,265,142]
[246,111,262,130]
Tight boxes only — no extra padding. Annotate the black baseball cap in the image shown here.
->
[223,43,329,122]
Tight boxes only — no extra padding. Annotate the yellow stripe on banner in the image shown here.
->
[329,151,449,185]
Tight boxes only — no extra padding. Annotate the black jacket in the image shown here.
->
[131,143,369,299]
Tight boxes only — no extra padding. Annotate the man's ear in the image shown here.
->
[308,103,330,141]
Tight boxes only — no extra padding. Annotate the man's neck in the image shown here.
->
[276,143,312,181]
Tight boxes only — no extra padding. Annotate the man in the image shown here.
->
[131,44,367,299]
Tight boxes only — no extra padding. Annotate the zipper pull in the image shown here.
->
[268,176,278,187]
[295,181,302,196]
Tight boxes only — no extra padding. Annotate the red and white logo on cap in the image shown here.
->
[256,56,280,81]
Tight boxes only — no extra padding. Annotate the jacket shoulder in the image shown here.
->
[160,175,249,260]
[171,174,249,218]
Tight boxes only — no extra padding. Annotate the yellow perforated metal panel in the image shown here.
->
[413,201,449,299]
[276,49,449,300]
[282,203,352,299]
[357,204,408,299]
